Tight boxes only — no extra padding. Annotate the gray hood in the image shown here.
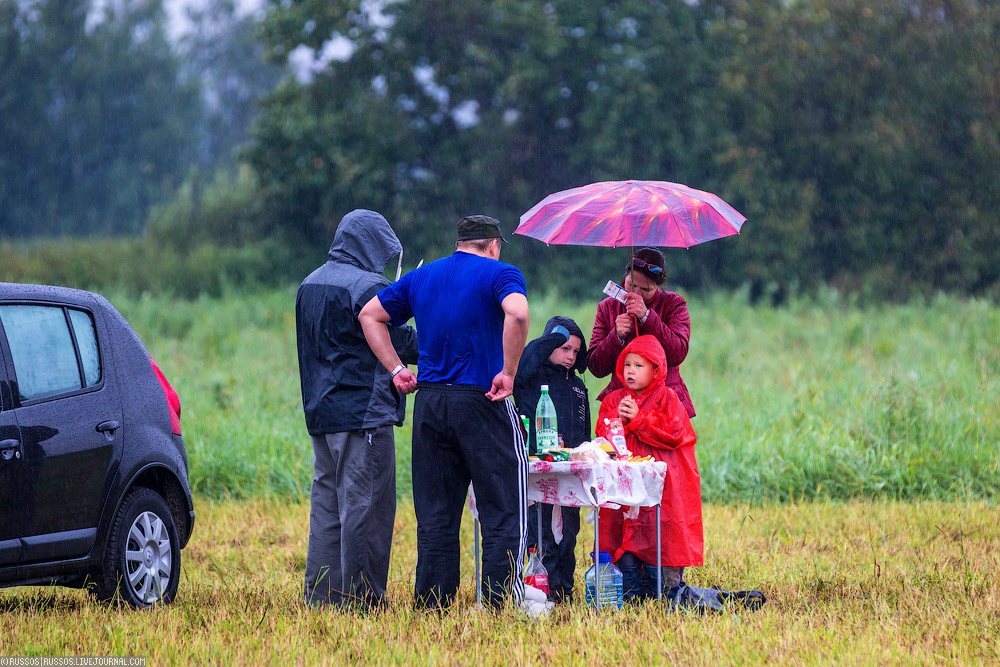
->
[328,209,402,273]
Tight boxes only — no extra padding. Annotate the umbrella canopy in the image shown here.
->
[515,180,746,248]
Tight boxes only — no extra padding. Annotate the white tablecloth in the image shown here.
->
[469,459,667,544]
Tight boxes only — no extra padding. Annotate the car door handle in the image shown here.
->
[0,439,19,460]
[96,420,121,433]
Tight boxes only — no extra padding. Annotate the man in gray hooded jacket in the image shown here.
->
[296,209,418,610]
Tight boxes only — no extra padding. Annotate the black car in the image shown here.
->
[0,283,194,607]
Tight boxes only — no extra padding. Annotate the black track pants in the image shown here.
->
[411,383,527,609]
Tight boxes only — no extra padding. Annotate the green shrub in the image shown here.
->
[0,236,316,298]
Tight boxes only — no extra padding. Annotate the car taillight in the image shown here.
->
[150,356,182,436]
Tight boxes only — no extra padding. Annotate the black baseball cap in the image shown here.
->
[456,215,508,243]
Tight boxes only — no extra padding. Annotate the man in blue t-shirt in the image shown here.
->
[360,215,530,610]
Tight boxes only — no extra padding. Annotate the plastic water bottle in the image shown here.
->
[535,385,558,455]
[523,547,550,595]
[585,551,623,610]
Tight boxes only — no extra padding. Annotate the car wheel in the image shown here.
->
[93,487,180,608]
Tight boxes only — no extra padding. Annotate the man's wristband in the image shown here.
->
[390,364,406,378]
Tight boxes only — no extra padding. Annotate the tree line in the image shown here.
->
[2,0,998,301]
[0,0,278,237]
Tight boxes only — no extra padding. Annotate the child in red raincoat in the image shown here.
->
[595,334,701,601]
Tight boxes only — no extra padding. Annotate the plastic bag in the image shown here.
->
[521,583,554,619]
[570,440,612,462]
[665,584,767,614]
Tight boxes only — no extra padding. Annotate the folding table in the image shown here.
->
[470,458,668,609]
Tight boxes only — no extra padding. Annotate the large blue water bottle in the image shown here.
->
[585,551,623,610]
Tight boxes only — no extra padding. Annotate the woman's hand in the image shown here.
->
[614,313,632,339]
[625,292,647,319]
[618,396,638,421]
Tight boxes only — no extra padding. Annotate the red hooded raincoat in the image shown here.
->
[596,335,703,567]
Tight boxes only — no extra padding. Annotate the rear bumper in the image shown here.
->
[182,509,195,548]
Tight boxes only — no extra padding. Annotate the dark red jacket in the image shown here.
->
[588,289,695,417]
[596,335,702,568]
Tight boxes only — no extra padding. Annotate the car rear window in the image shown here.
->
[0,305,102,402]
[68,308,101,387]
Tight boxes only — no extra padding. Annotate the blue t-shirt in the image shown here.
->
[377,251,527,389]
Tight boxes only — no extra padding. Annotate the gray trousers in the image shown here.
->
[303,426,396,610]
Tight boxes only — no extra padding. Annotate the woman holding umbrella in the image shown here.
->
[587,247,695,418]
[518,179,746,416]
[517,182,767,608]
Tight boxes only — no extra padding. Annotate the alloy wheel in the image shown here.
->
[124,510,172,604]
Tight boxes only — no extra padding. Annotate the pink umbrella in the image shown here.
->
[515,180,746,248]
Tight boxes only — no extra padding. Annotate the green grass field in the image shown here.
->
[2,288,998,664]
[114,288,1000,503]
[3,499,998,664]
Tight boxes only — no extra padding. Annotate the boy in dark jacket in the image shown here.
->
[513,316,590,602]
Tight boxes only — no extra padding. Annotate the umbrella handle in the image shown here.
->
[627,255,640,336]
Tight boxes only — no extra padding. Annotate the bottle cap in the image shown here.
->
[590,551,614,563]
[541,384,549,391]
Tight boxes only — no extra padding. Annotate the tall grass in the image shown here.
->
[110,287,999,503]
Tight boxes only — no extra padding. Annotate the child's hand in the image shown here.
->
[618,396,638,421]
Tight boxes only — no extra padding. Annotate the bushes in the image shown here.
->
[0,169,318,297]
[0,236,316,298]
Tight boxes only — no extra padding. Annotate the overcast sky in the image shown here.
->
[159,0,489,126]
[164,0,263,40]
